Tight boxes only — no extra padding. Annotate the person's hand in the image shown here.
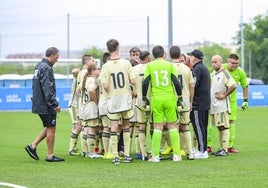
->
[142,96,150,108]
[241,99,248,111]
[54,106,61,113]
[177,97,185,109]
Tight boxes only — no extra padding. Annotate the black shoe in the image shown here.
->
[45,155,65,162]
[25,144,39,160]
[112,157,120,165]
[123,155,133,163]
[215,149,229,157]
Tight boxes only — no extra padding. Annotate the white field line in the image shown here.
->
[0,182,28,188]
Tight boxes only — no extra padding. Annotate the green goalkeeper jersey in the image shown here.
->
[223,63,248,102]
[143,59,178,100]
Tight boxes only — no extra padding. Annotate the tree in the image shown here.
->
[236,11,268,83]
[198,43,232,71]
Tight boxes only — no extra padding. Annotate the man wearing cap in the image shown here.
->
[188,49,211,159]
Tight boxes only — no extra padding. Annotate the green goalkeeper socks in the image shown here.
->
[152,129,162,157]
[228,124,235,148]
[207,124,217,147]
[169,128,179,155]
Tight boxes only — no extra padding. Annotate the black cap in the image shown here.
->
[188,49,203,60]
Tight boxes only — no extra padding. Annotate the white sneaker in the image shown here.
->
[88,153,103,158]
[194,151,209,159]
[148,156,160,162]
[172,154,182,162]
[192,148,199,154]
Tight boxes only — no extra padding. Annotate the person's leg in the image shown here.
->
[80,121,89,156]
[46,126,56,158]
[219,127,230,152]
[134,124,141,159]
[117,121,124,156]
[179,128,185,151]
[191,110,209,159]
[110,120,119,158]
[69,122,82,153]
[102,116,111,156]
[32,128,47,149]
[98,126,104,154]
[122,119,131,158]
[129,123,134,151]
[213,112,230,157]
[192,132,198,150]
[87,128,96,156]
[102,128,110,154]
[178,112,191,156]
[203,110,209,152]
[161,126,172,154]
[161,128,167,149]
[207,124,217,149]
[68,107,82,154]
[139,123,148,159]
[168,126,179,156]
[151,124,163,157]
[228,102,239,152]
[167,121,181,162]
[190,110,207,152]
[228,120,238,151]
[94,126,100,153]
[179,124,193,158]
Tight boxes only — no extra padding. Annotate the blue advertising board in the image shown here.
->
[236,85,268,106]
[0,85,267,111]
[0,87,71,111]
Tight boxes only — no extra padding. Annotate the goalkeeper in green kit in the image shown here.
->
[142,45,183,162]
[207,54,248,153]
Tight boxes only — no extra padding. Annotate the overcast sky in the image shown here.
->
[0,0,268,58]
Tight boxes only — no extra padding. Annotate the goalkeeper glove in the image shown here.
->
[241,99,248,111]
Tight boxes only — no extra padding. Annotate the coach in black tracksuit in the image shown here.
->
[25,47,64,162]
[188,49,211,158]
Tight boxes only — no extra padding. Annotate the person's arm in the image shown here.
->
[141,66,151,108]
[240,69,249,110]
[215,73,237,100]
[171,73,185,109]
[243,87,249,100]
[189,82,195,110]
[99,65,109,92]
[103,83,109,92]
[171,74,182,96]
[142,76,150,98]
[225,84,237,97]
[40,68,59,110]
[241,87,249,110]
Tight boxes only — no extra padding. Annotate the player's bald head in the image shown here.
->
[211,55,222,62]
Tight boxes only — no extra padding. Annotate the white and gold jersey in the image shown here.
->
[132,63,152,123]
[76,69,87,119]
[210,69,236,114]
[132,63,150,108]
[80,76,99,120]
[97,78,108,116]
[99,58,134,113]
[173,62,194,111]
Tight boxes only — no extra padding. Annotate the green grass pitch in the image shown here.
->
[0,107,268,188]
